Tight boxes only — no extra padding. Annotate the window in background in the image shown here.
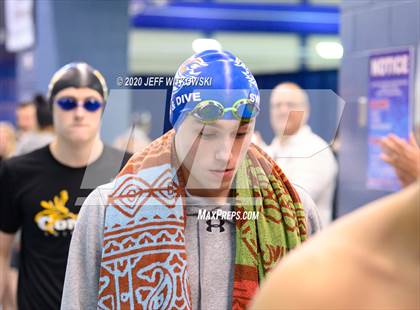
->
[129,30,301,75]
[213,32,301,74]
[128,29,203,75]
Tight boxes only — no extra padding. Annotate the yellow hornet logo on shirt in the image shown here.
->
[34,190,78,236]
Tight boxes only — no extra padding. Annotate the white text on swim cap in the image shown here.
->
[175,92,202,105]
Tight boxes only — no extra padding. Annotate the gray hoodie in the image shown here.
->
[61,183,321,310]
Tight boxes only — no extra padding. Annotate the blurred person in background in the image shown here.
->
[251,180,419,310]
[7,94,55,309]
[0,122,16,162]
[62,50,320,310]
[14,94,55,156]
[0,122,17,310]
[379,132,420,188]
[113,111,152,153]
[0,62,131,310]
[254,82,337,226]
[15,101,37,138]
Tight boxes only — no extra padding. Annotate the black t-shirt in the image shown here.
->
[0,145,131,310]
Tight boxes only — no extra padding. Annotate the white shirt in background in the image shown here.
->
[265,125,338,226]
[14,131,55,156]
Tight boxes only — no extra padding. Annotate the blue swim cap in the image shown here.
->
[170,50,260,128]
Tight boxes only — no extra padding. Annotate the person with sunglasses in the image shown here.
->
[0,62,132,310]
[61,51,320,310]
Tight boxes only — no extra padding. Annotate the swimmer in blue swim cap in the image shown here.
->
[170,50,260,129]
[170,50,261,195]
[64,50,315,310]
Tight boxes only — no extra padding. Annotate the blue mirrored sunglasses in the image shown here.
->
[55,97,103,112]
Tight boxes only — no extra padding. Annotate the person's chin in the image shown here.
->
[65,133,94,144]
[204,172,234,190]
[284,126,299,136]
[274,126,286,136]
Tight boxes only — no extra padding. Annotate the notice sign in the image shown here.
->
[367,49,413,191]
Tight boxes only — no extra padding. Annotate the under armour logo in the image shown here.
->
[206,219,225,232]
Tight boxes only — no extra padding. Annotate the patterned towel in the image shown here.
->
[97,129,307,310]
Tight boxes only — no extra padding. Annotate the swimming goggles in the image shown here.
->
[189,99,259,123]
[55,97,103,112]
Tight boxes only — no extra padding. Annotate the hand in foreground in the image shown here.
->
[379,132,420,187]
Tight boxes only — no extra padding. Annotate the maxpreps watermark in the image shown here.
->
[116,76,213,88]
[197,209,259,221]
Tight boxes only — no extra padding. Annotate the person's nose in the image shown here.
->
[214,135,234,163]
[73,103,86,120]
[279,103,290,115]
